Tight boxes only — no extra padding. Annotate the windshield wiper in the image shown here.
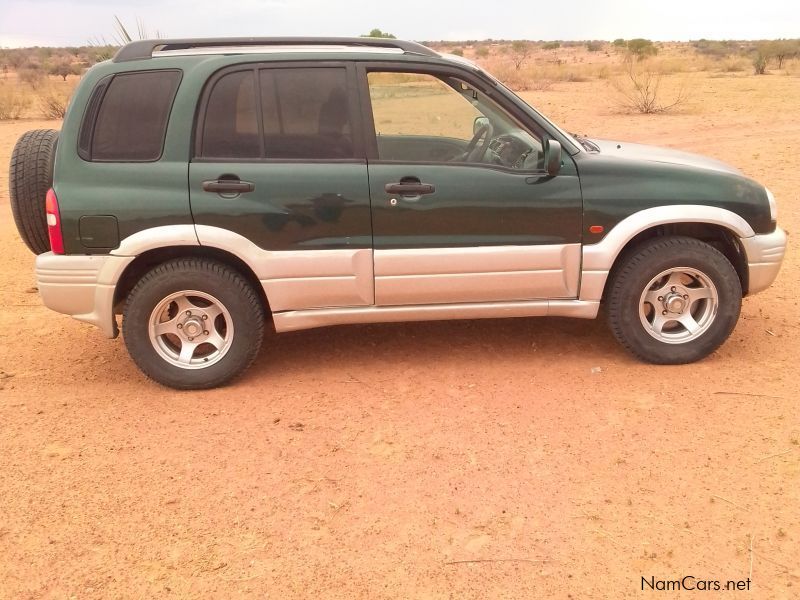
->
[571,133,600,153]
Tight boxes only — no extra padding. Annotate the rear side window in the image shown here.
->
[86,70,181,161]
[198,67,355,160]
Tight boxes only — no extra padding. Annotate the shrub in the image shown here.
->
[38,86,72,119]
[18,67,45,89]
[613,61,686,114]
[450,48,464,57]
[612,38,627,48]
[752,52,768,74]
[475,46,490,59]
[586,41,604,52]
[542,41,561,50]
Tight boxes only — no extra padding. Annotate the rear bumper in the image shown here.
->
[35,252,133,338]
[741,227,787,295]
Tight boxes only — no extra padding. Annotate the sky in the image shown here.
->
[0,0,797,48]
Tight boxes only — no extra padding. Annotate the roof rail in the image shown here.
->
[113,37,439,62]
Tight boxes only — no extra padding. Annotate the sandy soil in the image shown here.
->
[0,72,798,599]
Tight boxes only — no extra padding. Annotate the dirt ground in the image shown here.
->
[1,71,798,599]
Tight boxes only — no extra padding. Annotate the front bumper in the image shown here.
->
[740,227,787,295]
[35,252,133,338]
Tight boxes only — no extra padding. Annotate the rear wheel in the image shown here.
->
[9,129,59,255]
[606,236,742,364]
[123,258,265,389]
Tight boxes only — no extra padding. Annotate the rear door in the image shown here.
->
[360,66,583,306]
[189,63,374,312]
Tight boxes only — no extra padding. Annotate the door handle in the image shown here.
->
[384,182,435,196]
[202,179,255,194]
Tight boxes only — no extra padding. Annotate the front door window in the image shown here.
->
[367,71,543,169]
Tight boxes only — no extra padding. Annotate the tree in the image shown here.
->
[48,61,80,81]
[626,38,658,59]
[765,39,797,69]
[510,40,532,70]
[362,28,396,39]
[542,41,561,50]
[586,41,603,52]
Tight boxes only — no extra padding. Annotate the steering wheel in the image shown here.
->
[462,123,494,163]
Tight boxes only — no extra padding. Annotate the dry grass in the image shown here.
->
[0,74,77,120]
[0,83,31,120]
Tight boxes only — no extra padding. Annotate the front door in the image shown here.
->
[189,64,374,312]
[361,68,583,306]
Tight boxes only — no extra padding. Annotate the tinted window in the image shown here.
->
[260,68,353,159]
[90,70,180,161]
[201,70,260,159]
[199,67,355,160]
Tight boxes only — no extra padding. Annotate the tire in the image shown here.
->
[123,258,266,389]
[606,236,742,364]
[9,129,59,255]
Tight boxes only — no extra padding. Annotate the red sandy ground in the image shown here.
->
[0,72,798,598]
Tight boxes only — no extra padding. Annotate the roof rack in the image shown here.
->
[113,37,439,62]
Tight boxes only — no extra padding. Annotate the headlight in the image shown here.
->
[766,188,777,223]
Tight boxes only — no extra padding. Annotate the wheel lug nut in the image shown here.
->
[671,286,676,292]
[185,310,191,316]
[683,294,689,299]
[177,323,183,329]
[202,315,208,320]
[662,310,667,315]
[657,296,663,301]
[188,336,194,341]
[203,330,209,335]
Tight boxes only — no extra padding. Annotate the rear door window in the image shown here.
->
[197,66,356,160]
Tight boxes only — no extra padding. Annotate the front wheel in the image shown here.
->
[606,236,742,364]
[123,258,265,389]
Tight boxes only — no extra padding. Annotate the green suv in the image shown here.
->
[9,38,786,389]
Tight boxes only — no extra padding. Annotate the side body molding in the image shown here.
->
[113,225,374,312]
[580,205,755,301]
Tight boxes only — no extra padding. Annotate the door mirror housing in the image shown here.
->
[473,116,490,136]
[545,139,562,176]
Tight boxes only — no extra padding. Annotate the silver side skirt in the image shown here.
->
[272,299,600,333]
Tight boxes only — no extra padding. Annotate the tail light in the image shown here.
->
[45,188,64,254]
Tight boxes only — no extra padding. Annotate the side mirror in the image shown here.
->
[545,139,562,176]
[473,116,490,136]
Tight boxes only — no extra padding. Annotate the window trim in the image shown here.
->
[193,61,366,162]
[77,69,182,163]
[357,62,560,174]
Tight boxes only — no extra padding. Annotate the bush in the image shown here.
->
[450,48,464,57]
[475,46,490,59]
[38,86,71,119]
[18,67,45,89]
[586,41,603,52]
[542,41,561,50]
[613,61,686,114]
[752,52,768,74]
[612,38,627,48]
